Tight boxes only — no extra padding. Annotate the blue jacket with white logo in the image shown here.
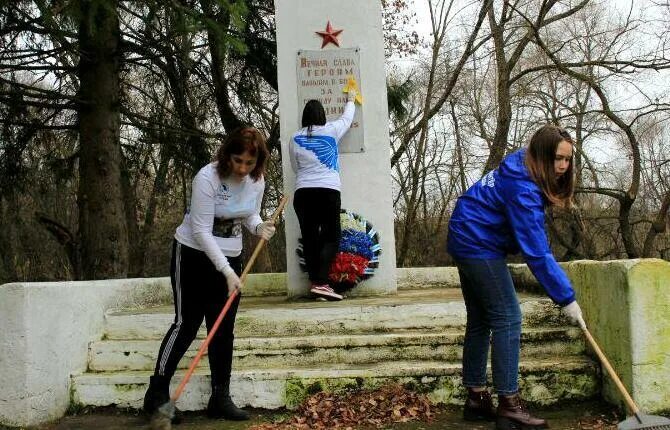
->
[447,149,575,306]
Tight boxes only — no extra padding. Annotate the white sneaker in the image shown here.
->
[310,284,343,301]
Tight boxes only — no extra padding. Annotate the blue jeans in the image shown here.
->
[455,258,521,395]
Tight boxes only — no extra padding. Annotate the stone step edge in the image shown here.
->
[75,356,597,381]
[87,327,585,372]
[91,326,581,348]
[71,357,600,410]
[103,300,567,340]
[105,296,556,317]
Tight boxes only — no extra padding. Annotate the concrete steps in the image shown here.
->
[71,288,600,411]
[73,357,599,411]
[88,327,585,372]
[103,290,566,339]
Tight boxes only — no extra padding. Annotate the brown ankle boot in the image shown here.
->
[463,388,496,421]
[496,393,548,429]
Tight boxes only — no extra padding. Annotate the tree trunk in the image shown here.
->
[201,0,244,133]
[450,100,467,194]
[164,51,208,176]
[136,140,173,276]
[397,127,428,266]
[121,155,142,277]
[485,72,511,173]
[619,197,638,258]
[77,0,128,279]
[0,196,19,282]
[483,5,511,174]
[642,191,670,257]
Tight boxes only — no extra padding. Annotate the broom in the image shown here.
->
[580,321,670,430]
[150,196,288,430]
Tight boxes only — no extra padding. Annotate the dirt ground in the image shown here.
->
[1,401,622,430]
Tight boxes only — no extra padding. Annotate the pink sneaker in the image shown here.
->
[310,284,343,301]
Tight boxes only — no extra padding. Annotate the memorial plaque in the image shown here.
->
[296,48,364,153]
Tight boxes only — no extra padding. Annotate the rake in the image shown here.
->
[580,323,670,430]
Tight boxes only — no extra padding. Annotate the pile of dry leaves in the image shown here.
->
[577,414,619,429]
[250,384,434,429]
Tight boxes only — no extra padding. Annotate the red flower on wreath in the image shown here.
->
[329,252,369,283]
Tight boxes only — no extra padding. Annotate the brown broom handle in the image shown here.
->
[171,195,289,402]
[581,325,640,415]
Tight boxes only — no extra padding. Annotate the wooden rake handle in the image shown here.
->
[171,195,289,402]
[581,325,640,416]
[241,195,289,283]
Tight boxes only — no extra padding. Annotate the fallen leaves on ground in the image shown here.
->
[250,384,434,429]
[577,413,618,429]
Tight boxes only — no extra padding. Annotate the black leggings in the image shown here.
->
[293,187,341,285]
[153,240,241,387]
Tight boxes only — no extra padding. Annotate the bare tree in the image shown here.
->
[390,0,492,168]
[483,0,590,173]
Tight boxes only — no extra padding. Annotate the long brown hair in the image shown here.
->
[215,127,268,181]
[525,124,575,207]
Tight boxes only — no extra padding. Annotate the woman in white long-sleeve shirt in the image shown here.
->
[143,127,276,422]
[289,90,356,301]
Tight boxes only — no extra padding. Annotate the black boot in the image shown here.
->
[207,384,249,420]
[463,388,496,422]
[143,375,182,424]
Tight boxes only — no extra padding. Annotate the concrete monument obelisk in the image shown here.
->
[275,0,397,297]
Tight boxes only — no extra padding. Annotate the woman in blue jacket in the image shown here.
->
[447,124,585,430]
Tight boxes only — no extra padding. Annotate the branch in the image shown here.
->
[0,118,75,130]
[390,0,493,167]
[0,96,76,110]
[576,187,626,200]
[0,64,76,72]
[510,59,670,86]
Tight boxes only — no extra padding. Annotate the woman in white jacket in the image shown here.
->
[143,127,276,422]
[290,90,356,300]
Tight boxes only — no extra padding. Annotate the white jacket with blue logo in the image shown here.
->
[289,101,355,191]
[447,149,576,306]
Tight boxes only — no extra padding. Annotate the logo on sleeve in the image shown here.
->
[480,171,495,188]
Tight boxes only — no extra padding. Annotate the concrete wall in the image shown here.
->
[510,259,670,413]
[2,260,669,426]
[0,278,170,426]
[567,259,670,414]
[0,272,297,426]
[275,0,397,298]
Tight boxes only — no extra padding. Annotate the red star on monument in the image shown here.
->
[316,21,343,48]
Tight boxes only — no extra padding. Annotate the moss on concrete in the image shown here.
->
[65,401,87,416]
[284,378,364,409]
[244,273,287,296]
[113,383,144,393]
[68,383,87,415]
[281,363,598,411]
[564,259,670,413]
[519,369,600,406]
[521,300,563,327]
[235,317,306,337]
[627,259,670,413]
